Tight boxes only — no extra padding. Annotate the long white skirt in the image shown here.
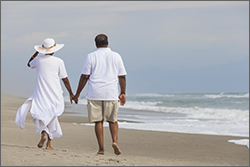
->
[15,97,63,139]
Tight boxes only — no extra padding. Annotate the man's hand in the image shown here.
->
[118,75,126,106]
[73,93,80,104]
[119,94,126,106]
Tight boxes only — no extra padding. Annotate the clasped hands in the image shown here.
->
[69,93,126,106]
[69,93,80,104]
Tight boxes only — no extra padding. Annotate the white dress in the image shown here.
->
[15,54,68,139]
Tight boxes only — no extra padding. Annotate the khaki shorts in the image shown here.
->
[87,100,119,123]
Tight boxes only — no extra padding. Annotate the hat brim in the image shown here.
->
[34,44,64,54]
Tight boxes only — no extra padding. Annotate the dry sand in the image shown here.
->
[1,93,249,166]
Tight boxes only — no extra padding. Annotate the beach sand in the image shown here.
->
[1,93,249,166]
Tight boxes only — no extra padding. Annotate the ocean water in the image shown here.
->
[64,92,249,138]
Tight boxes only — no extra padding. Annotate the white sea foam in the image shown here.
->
[64,93,249,137]
[78,98,88,105]
[121,103,249,123]
[128,93,175,97]
[83,120,248,137]
[228,139,249,148]
[205,93,249,99]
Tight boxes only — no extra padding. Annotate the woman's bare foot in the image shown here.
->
[37,135,46,148]
[112,142,121,155]
[46,145,54,150]
[46,136,54,150]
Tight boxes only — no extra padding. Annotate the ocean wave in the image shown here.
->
[83,121,249,137]
[63,93,249,137]
[127,93,174,97]
[121,103,249,123]
[205,93,249,99]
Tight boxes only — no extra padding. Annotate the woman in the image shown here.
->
[15,38,75,149]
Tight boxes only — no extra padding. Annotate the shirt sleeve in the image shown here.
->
[81,54,92,75]
[59,59,68,79]
[117,55,127,76]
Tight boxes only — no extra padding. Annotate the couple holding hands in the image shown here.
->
[15,34,127,155]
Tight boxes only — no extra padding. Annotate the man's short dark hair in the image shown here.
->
[95,34,108,47]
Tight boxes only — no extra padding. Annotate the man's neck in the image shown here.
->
[97,45,108,48]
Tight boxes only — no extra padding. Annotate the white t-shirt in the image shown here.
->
[81,48,127,100]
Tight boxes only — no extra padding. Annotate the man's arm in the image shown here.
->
[74,74,90,104]
[27,51,39,67]
[62,77,74,104]
[118,75,126,106]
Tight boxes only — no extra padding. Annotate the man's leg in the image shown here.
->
[95,121,104,154]
[109,121,121,155]
[37,130,46,148]
[109,121,118,143]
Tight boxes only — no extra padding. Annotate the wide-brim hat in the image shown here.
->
[34,38,64,54]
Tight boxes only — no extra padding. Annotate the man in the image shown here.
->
[74,34,127,155]
[15,38,75,150]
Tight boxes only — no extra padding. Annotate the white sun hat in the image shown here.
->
[34,38,64,54]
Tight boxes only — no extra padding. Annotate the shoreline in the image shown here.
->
[1,93,249,166]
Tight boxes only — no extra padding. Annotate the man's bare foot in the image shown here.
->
[97,151,104,155]
[112,142,121,155]
[37,135,46,148]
